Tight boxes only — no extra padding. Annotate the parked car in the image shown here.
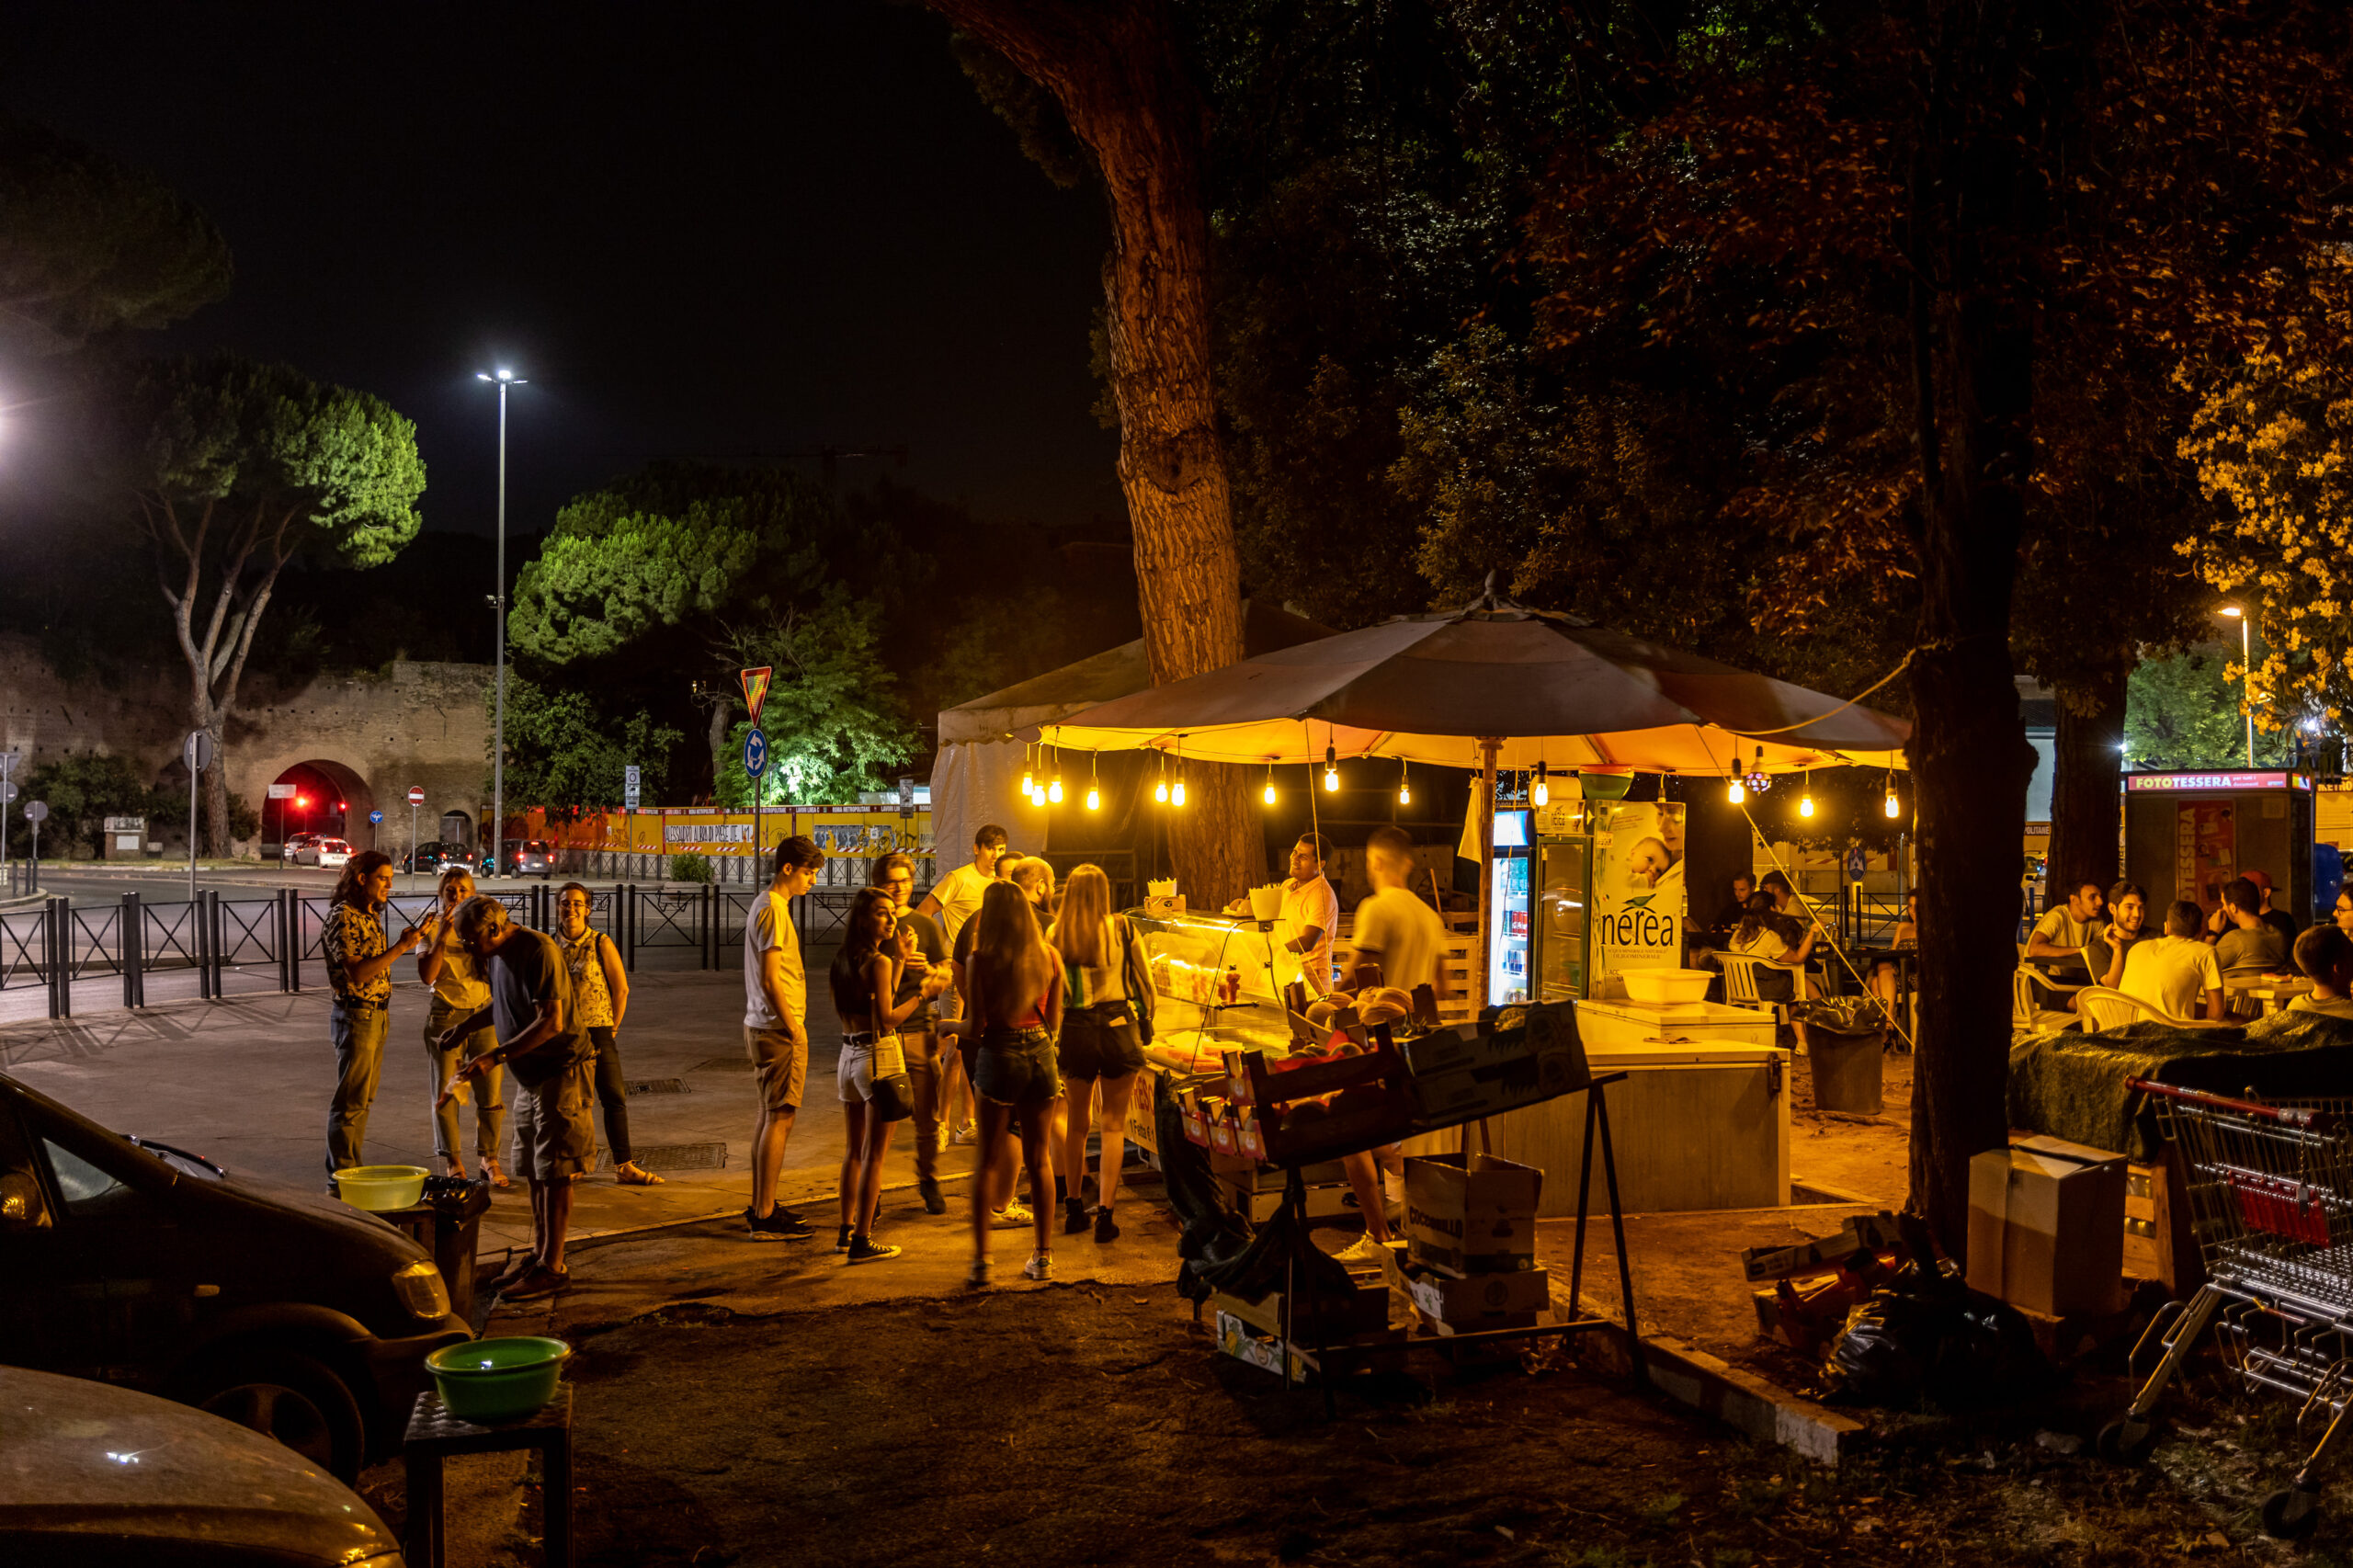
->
[0,1364,404,1566]
[298,837,353,869]
[0,1070,471,1480]
[280,832,322,864]
[509,838,554,878]
[401,840,460,876]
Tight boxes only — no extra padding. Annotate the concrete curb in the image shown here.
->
[1553,1280,1869,1467]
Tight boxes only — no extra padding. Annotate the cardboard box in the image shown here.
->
[1967,1134,2129,1317]
[1377,1241,1551,1323]
[1404,1153,1542,1278]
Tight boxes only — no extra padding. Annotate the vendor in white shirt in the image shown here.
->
[1226,833,1341,997]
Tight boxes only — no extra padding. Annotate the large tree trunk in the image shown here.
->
[928,0,1252,909]
[2046,668,2128,905]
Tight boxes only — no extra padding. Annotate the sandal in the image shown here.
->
[444,1158,470,1180]
[478,1157,512,1190]
[615,1162,665,1186]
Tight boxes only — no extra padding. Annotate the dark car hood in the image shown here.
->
[194,1170,427,1275]
[0,1365,401,1563]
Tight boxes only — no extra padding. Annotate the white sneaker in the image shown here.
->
[990,1201,1033,1229]
[1023,1249,1051,1280]
[949,1123,978,1146]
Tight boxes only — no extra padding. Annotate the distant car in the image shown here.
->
[509,838,554,878]
[401,840,460,876]
[299,838,353,869]
[281,832,322,865]
[0,1070,471,1481]
[0,1364,405,1566]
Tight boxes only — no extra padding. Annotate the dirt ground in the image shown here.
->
[358,1270,2353,1568]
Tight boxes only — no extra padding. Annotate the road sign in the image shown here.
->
[369,810,384,825]
[743,726,768,779]
[0,750,18,771]
[267,782,296,800]
[898,776,915,808]
[24,801,48,823]
[407,786,426,805]
[184,731,215,772]
[624,764,642,810]
[1845,846,1869,879]
[0,782,14,804]
[740,666,773,728]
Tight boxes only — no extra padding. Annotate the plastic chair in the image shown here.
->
[1718,952,1794,1024]
[2012,965,2079,1032]
[2075,985,2173,1032]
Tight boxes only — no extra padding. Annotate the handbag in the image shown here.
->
[1119,916,1157,1046]
[867,1032,915,1123]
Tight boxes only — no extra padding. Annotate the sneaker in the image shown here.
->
[1063,1198,1091,1235]
[949,1122,978,1146]
[990,1201,1034,1230]
[835,1224,854,1254]
[918,1176,947,1215]
[1023,1249,1051,1281]
[745,1206,815,1242]
[501,1264,568,1301]
[847,1235,902,1264]
[1094,1205,1120,1244]
[965,1259,991,1290]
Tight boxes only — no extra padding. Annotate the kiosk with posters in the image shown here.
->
[2121,769,2319,925]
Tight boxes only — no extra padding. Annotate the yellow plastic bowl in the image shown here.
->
[332,1164,428,1210]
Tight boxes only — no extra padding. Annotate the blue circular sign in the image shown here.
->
[743,725,768,778]
[369,810,384,825]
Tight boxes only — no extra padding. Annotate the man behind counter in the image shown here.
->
[1226,833,1340,998]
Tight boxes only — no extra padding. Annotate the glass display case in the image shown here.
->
[1123,905,1298,1074]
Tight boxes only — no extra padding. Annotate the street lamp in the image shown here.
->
[476,369,528,877]
[2220,605,2255,767]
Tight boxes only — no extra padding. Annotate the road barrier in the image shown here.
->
[0,882,879,1021]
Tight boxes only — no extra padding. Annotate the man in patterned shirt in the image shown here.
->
[323,850,438,1189]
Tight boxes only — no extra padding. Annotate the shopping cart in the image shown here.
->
[2100,1080,2353,1539]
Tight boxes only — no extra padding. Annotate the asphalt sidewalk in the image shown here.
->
[0,960,1006,1259]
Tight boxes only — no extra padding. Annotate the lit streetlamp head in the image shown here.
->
[2220,605,2244,619]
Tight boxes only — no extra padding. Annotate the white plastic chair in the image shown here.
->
[2075,985,2172,1032]
[2012,966,2079,1032]
[1718,952,1795,1024]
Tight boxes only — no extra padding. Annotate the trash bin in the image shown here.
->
[378,1176,491,1320]
[1793,998,1889,1115]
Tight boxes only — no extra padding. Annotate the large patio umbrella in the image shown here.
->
[1042,588,1911,1007]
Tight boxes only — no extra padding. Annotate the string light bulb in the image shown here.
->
[1531,762,1550,808]
[1171,738,1187,806]
[1323,744,1339,792]
[1727,769,1745,804]
[1398,757,1412,806]
[1263,759,1279,807]
[1883,773,1901,819]
[1799,769,1814,819]
[1048,773,1063,805]
[1154,752,1169,804]
[1086,754,1101,812]
[1020,743,1034,798]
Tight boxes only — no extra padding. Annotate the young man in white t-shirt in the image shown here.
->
[919,824,1007,943]
[744,835,824,1240]
[1274,833,1340,997]
[1337,825,1449,1246]
[2120,900,2225,1022]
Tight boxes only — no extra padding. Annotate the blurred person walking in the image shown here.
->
[962,881,1064,1287]
[556,882,661,1186]
[417,865,506,1187]
[1047,864,1152,1242]
[323,849,437,1189]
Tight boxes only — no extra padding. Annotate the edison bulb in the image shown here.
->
[1532,778,1550,807]
[1021,770,1033,793]
[1171,778,1187,806]
[1884,790,1901,819]
[1324,766,1338,792]
[1728,779,1745,805]
[1799,794,1814,818]
[1086,785,1100,812]
[1154,778,1169,803]
[1399,783,1413,805]
[1048,778,1063,804]
[1263,781,1278,806]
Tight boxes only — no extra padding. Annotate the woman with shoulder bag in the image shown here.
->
[1046,864,1152,1243]
[828,888,923,1263]
[555,882,661,1187]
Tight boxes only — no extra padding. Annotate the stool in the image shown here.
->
[404,1384,574,1568]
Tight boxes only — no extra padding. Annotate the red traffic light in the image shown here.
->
[295,795,310,809]
[335,801,347,812]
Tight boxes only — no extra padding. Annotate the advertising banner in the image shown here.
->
[1590,801,1687,978]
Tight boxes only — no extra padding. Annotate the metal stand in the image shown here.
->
[1272,1070,1643,1416]
[404,1384,574,1568]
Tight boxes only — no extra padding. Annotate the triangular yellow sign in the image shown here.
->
[739,666,773,728]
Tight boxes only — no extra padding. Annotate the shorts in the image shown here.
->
[509,1062,597,1182]
[975,1025,1061,1109]
[1057,1002,1146,1080]
[745,1024,806,1113]
[837,1035,878,1104]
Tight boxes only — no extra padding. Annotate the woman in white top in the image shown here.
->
[416,866,507,1187]
[1045,864,1154,1244]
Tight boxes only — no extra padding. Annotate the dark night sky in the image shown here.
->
[0,1,1121,539]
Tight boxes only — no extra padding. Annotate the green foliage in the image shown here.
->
[0,113,233,356]
[2126,647,2294,770]
[496,675,684,809]
[710,595,915,804]
[668,854,713,883]
[5,752,171,857]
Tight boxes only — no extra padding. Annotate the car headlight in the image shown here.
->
[392,1259,450,1321]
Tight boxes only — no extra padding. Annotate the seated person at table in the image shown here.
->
[1866,889,1919,1016]
[2120,901,2225,1022]
[1730,893,1815,999]
[2089,880,2151,992]
[2027,881,2105,973]
[2289,925,2353,1020]
[2211,877,2290,974]
[2249,869,2302,949]
[1759,870,1818,930]
[1711,874,1757,931]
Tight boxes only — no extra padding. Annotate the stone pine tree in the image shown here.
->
[929,0,1256,907]
[119,357,425,854]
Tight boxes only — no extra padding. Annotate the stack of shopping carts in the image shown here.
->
[2102,1080,2353,1539]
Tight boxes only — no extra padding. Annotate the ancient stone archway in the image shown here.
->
[251,756,377,853]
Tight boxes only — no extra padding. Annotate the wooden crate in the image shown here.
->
[2123,1148,2201,1297]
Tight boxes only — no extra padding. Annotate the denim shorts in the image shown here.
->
[975,1026,1061,1109]
[1057,1002,1146,1079]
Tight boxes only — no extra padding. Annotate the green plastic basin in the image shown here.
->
[425,1336,571,1422]
[331,1164,428,1211]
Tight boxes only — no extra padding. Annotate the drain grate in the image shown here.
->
[623,1142,728,1171]
[629,1078,690,1096]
